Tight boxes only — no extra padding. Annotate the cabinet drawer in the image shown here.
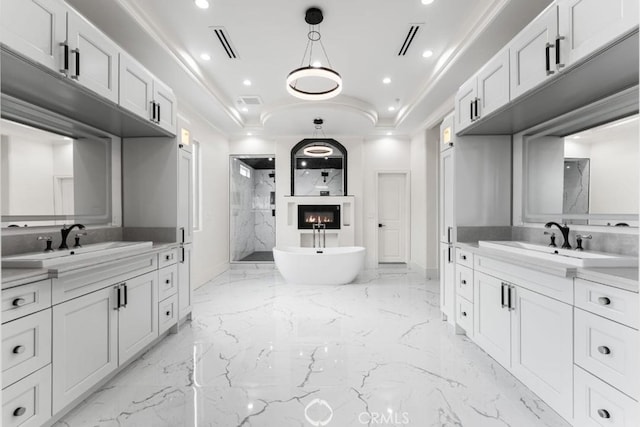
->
[575,278,638,329]
[455,297,473,335]
[455,265,473,302]
[2,365,51,427]
[158,264,178,301]
[1,280,51,323]
[455,247,473,269]
[159,295,178,335]
[575,308,638,399]
[52,253,156,304]
[2,309,51,389]
[158,248,178,269]
[574,366,639,427]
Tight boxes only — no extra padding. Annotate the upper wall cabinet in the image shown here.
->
[509,6,558,99]
[120,54,177,134]
[557,0,639,68]
[0,0,177,138]
[455,1,639,135]
[67,8,120,103]
[455,48,510,133]
[0,0,68,72]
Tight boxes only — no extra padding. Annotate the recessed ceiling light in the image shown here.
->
[241,107,248,112]
[200,53,211,61]
[243,79,252,86]
[194,0,209,9]
[388,106,396,112]
[422,49,434,58]
[382,77,391,84]
[421,0,435,4]
[312,60,322,68]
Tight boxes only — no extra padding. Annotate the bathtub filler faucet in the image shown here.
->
[59,223,85,250]
[312,222,326,249]
[544,222,571,249]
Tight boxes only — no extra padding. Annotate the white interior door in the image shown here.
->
[377,172,408,263]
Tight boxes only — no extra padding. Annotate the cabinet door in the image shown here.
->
[67,9,120,103]
[477,48,510,118]
[439,243,455,322]
[0,0,67,73]
[454,76,477,133]
[178,147,193,244]
[511,286,573,421]
[118,271,159,364]
[473,271,510,367]
[52,286,117,413]
[153,79,178,134]
[510,5,558,99]
[439,149,454,243]
[119,53,154,121]
[178,245,193,320]
[558,0,639,68]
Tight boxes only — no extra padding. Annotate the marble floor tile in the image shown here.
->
[54,268,571,427]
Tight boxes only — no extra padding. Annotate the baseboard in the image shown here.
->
[409,263,439,280]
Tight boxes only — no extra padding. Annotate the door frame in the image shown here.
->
[375,171,410,264]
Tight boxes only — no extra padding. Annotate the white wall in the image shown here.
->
[177,109,230,289]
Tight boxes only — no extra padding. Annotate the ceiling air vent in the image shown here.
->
[398,24,421,56]
[210,26,238,59]
[238,96,262,106]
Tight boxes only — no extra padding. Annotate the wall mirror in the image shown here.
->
[523,91,638,226]
[291,138,347,196]
[1,118,112,227]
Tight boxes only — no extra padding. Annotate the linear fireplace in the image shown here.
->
[298,205,341,229]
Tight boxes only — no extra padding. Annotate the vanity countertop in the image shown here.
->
[457,242,638,293]
[2,242,178,290]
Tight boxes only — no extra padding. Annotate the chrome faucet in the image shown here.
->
[575,234,592,251]
[544,222,571,249]
[59,224,85,249]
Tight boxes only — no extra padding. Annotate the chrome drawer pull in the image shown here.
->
[597,409,610,419]
[597,346,611,355]
[166,310,171,316]
[165,279,171,284]
[597,296,611,305]
[12,298,26,307]
[462,311,467,317]
[460,255,467,260]
[461,279,467,285]
[13,407,26,417]
[12,345,25,354]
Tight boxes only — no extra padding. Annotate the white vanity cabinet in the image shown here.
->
[52,285,118,413]
[178,146,194,244]
[455,48,510,133]
[119,53,178,134]
[472,257,574,421]
[572,277,639,426]
[178,244,193,321]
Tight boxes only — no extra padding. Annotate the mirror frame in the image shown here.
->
[290,138,348,196]
[516,87,639,227]
[1,95,121,230]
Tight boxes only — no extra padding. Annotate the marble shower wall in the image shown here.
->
[294,169,343,196]
[253,169,276,251]
[230,159,255,261]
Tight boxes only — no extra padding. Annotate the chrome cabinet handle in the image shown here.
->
[597,409,610,419]
[166,310,171,316]
[12,298,26,307]
[462,311,467,317]
[12,345,25,354]
[460,254,467,260]
[165,279,171,284]
[545,43,555,76]
[501,283,507,308]
[597,346,611,355]
[461,279,467,285]
[597,296,611,305]
[13,407,26,417]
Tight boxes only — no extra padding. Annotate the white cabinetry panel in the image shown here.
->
[477,48,510,118]
[473,271,511,367]
[178,245,193,320]
[2,365,51,427]
[119,53,154,121]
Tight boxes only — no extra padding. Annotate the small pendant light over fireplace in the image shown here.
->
[286,7,342,101]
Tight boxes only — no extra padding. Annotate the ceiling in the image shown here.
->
[65,0,553,138]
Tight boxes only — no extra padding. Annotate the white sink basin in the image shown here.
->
[2,241,153,269]
[478,241,638,268]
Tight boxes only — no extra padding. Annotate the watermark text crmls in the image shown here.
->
[358,411,410,425]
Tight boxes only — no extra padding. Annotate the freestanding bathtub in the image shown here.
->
[273,246,365,285]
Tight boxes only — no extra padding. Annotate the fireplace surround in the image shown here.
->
[298,204,341,229]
